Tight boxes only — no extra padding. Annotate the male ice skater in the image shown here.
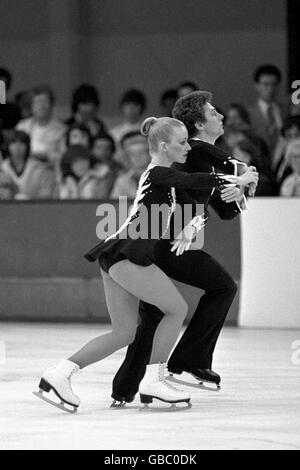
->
[111,91,253,405]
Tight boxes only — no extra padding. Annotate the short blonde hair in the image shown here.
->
[140,116,185,152]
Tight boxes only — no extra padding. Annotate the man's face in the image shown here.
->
[198,103,224,139]
[255,74,280,102]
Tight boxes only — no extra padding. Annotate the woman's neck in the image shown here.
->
[150,153,171,168]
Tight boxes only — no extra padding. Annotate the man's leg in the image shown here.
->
[111,302,163,402]
[154,245,237,372]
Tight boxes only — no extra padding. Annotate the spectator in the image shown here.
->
[280,139,300,197]
[0,151,17,199]
[1,129,56,199]
[233,140,276,196]
[66,84,106,138]
[110,131,150,199]
[16,85,66,166]
[177,81,198,98]
[90,132,121,198]
[59,145,102,199]
[0,67,21,130]
[66,123,92,148]
[274,115,300,183]
[160,89,178,117]
[110,89,147,144]
[224,103,271,174]
[248,64,287,155]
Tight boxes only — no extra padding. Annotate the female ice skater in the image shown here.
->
[34,116,258,412]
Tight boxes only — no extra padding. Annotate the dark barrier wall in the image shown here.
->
[0,201,240,323]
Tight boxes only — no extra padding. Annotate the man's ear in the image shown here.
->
[194,121,204,131]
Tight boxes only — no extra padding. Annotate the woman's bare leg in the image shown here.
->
[109,260,188,364]
[69,269,139,368]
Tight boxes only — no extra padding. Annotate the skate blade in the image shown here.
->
[110,400,127,408]
[139,401,192,412]
[33,391,78,414]
[167,374,221,392]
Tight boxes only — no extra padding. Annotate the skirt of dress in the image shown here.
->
[84,237,156,273]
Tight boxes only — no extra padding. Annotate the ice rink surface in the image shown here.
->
[0,323,300,450]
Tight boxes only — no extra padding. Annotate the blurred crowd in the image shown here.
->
[1,64,300,201]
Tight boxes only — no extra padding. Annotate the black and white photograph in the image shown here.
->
[0,0,299,453]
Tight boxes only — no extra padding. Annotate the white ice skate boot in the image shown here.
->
[33,359,80,413]
[139,363,191,408]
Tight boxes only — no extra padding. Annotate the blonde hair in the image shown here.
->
[140,116,186,152]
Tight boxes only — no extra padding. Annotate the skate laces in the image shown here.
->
[158,364,184,392]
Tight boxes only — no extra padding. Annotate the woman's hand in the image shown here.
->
[171,225,196,256]
[221,166,259,187]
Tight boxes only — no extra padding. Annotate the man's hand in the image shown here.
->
[221,185,244,203]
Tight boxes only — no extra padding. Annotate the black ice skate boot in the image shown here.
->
[168,366,221,389]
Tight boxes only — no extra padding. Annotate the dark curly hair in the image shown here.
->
[172,91,213,137]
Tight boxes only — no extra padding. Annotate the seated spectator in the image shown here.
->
[0,67,21,130]
[59,145,114,199]
[177,81,198,98]
[160,89,178,117]
[273,115,300,183]
[233,139,276,196]
[1,129,56,199]
[16,85,66,166]
[66,84,106,138]
[66,123,92,148]
[90,132,120,198]
[280,139,300,197]
[110,132,150,199]
[110,89,147,144]
[0,152,17,199]
[224,103,271,174]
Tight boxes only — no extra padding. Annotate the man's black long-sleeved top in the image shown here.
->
[174,139,246,220]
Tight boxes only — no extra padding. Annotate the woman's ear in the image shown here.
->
[159,141,168,152]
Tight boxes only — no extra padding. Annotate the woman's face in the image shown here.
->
[69,129,89,147]
[71,158,90,178]
[226,108,245,130]
[165,126,190,164]
[32,93,52,120]
[92,138,113,162]
[9,141,27,161]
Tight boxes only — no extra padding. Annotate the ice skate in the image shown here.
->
[168,366,221,389]
[138,363,191,409]
[33,359,80,413]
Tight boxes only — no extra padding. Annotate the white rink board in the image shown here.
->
[239,198,300,328]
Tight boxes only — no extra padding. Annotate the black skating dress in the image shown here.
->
[84,163,226,272]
